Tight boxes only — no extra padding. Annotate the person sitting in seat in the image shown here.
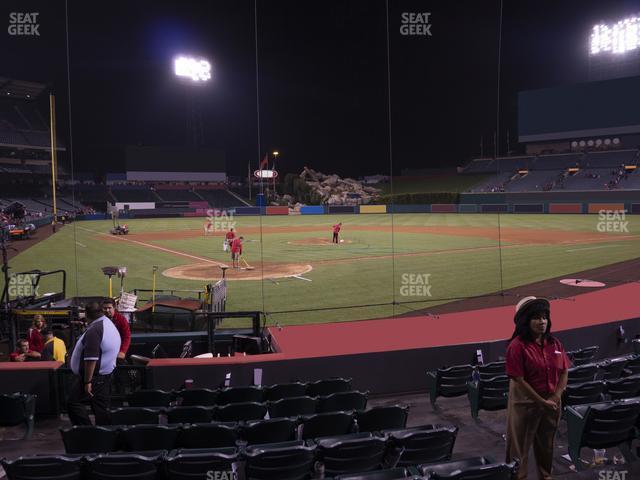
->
[27,314,46,353]
[41,328,67,362]
[9,339,41,362]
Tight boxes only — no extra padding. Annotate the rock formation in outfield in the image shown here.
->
[298,167,382,205]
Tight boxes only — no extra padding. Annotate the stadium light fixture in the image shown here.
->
[174,55,212,82]
[590,15,640,55]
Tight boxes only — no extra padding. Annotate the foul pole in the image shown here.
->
[49,93,58,224]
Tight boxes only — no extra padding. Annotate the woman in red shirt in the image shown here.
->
[505,296,570,480]
[27,314,46,353]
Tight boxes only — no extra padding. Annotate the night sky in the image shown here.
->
[3,0,640,177]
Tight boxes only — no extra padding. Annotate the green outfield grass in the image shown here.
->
[4,213,640,327]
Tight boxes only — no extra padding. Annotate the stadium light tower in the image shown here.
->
[174,55,212,82]
[173,55,212,147]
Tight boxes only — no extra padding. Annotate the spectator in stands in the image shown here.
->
[505,296,570,480]
[102,298,131,362]
[67,302,120,425]
[41,328,67,362]
[27,314,46,353]
[9,339,41,362]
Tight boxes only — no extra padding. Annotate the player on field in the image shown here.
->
[224,227,236,252]
[231,236,244,269]
[332,222,342,244]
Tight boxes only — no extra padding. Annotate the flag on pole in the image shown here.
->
[259,153,268,170]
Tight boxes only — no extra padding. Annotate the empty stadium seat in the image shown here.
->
[355,406,409,433]
[245,441,317,480]
[86,451,163,480]
[597,358,628,380]
[477,361,506,381]
[242,417,298,445]
[127,389,173,408]
[301,411,355,440]
[267,395,318,418]
[264,382,308,401]
[385,425,458,467]
[216,386,264,405]
[1,455,83,480]
[0,393,36,439]
[166,406,214,424]
[109,407,160,425]
[565,398,640,470]
[165,447,239,480]
[120,425,180,451]
[307,377,353,397]
[334,467,414,480]
[562,381,605,408]
[604,375,640,400]
[419,457,518,480]
[177,388,218,406]
[567,346,599,366]
[567,364,598,384]
[213,401,267,422]
[467,375,509,419]
[623,355,640,376]
[318,391,369,413]
[61,425,120,454]
[426,365,474,408]
[316,433,387,476]
[176,423,239,449]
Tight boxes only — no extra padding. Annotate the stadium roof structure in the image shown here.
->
[0,77,47,100]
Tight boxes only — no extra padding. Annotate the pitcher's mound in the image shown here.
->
[288,237,353,246]
[163,262,312,281]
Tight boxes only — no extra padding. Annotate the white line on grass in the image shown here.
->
[75,242,86,248]
[291,275,312,282]
[566,245,613,253]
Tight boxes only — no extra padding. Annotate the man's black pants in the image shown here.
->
[67,374,112,425]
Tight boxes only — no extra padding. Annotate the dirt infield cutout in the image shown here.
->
[288,237,354,246]
[163,262,313,281]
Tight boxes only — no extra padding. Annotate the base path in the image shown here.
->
[163,262,313,281]
[288,237,353,246]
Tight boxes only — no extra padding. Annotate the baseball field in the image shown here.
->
[4,213,640,327]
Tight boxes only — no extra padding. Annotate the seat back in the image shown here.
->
[317,435,387,476]
[0,393,34,426]
[268,396,318,418]
[245,443,317,480]
[86,452,162,480]
[178,388,218,406]
[307,378,353,397]
[1,455,83,480]
[568,346,599,366]
[624,355,640,375]
[61,425,120,454]
[264,382,308,401]
[581,401,640,448]
[318,391,368,413]
[478,375,509,410]
[426,461,517,480]
[302,411,355,440]
[216,386,264,405]
[127,389,173,407]
[598,359,628,381]
[167,406,214,424]
[177,423,239,449]
[355,406,408,433]
[567,364,598,384]
[109,407,160,426]
[120,425,180,451]
[214,401,267,422]
[418,456,492,476]
[563,381,604,407]
[165,448,238,480]
[388,425,458,467]
[437,366,473,397]
[243,417,298,445]
[334,467,413,480]
[604,375,640,400]
[477,362,506,380]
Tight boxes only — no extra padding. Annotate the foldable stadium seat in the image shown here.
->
[0,393,36,439]
[301,411,355,440]
[264,382,308,401]
[467,375,509,419]
[86,451,164,480]
[109,407,160,425]
[567,346,599,366]
[120,425,180,451]
[61,425,120,454]
[623,355,640,376]
[604,375,640,400]
[1,455,83,480]
[318,391,369,413]
[419,457,518,480]
[597,358,628,381]
[268,395,318,418]
[242,417,298,445]
[385,425,458,467]
[476,361,506,381]
[164,447,239,480]
[355,406,409,433]
[214,401,267,422]
[216,386,264,405]
[334,467,415,480]
[426,365,474,408]
[127,389,173,408]
[177,388,219,406]
[244,441,317,480]
[567,364,599,385]
[565,398,640,470]
[307,377,353,397]
[176,422,239,449]
[166,406,214,424]
[315,432,387,476]
[562,381,605,408]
